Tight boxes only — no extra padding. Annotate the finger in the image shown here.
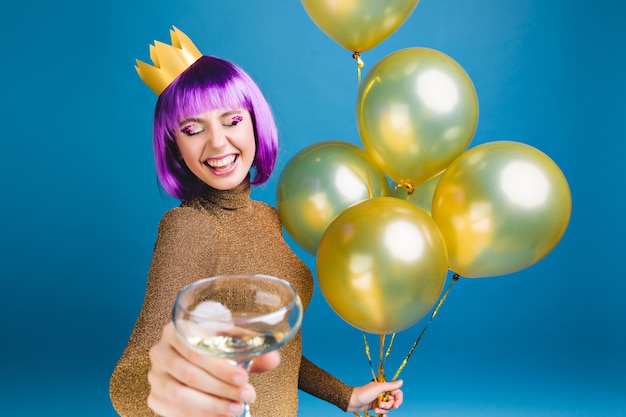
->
[249,351,280,373]
[382,379,403,391]
[154,345,255,404]
[148,373,245,417]
[164,323,250,389]
[375,395,394,410]
[150,324,255,406]
[392,388,404,407]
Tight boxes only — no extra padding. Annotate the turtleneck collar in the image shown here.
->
[196,177,252,210]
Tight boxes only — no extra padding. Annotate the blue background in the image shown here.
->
[1,1,624,416]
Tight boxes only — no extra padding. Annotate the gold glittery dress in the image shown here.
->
[109,179,354,416]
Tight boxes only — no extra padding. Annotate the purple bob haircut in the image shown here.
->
[152,55,278,200]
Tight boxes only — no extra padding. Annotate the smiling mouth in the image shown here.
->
[204,155,237,170]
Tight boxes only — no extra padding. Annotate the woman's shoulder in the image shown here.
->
[250,200,280,220]
[251,199,277,211]
[152,206,223,251]
[157,205,217,234]
[160,205,207,221]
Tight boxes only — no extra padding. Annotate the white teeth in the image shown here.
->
[205,155,236,168]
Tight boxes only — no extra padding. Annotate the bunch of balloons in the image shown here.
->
[278,1,572,339]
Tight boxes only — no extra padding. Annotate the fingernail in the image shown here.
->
[229,402,243,414]
[241,386,256,403]
[232,372,246,385]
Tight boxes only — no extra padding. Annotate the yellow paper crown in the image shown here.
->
[135,26,203,95]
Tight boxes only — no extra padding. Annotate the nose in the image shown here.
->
[205,124,228,149]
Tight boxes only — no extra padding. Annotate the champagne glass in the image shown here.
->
[172,274,303,417]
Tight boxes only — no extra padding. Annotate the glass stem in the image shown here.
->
[240,401,251,417]
[239,359,253,371]
[235,359,253,417]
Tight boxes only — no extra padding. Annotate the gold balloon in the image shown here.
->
[301,0,419,53]
[431,141,572,278]
[277,141,390,255]
[393,173,442,216]
[316,197,449,334]
[357,47,479,187]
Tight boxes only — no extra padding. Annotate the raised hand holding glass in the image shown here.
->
[172,274,303,417]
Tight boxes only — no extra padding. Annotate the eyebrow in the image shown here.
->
[178,110,244,127]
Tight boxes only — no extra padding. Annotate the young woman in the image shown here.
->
[110,29,403,417]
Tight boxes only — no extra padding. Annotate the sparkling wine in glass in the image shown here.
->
[172,274,303,417]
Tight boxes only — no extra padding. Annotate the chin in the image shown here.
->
[210,174,247,190]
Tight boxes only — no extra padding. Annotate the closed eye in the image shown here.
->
[224,114,244,127]
[180,123,205,136]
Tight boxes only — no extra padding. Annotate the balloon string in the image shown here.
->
[390,273,460,382]
[363,332,378,381]
[378,334,385,379]
[384,332,396,369]
[360,333,394,417]
[353,52,364,86]
[396,182,415,199]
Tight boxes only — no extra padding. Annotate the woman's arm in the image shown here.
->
[298,356,404,414]
[298,356,354,410]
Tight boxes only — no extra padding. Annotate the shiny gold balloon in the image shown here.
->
[301,0,419,53]
[357,47,479,188]
[393,173,442,216]
[431,141,572,278]
[316,197,448,334]
[277,141,390,255]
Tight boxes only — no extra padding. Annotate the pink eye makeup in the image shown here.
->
[180,123,205,136]
[178,111,244,135]
[230,115,243,126]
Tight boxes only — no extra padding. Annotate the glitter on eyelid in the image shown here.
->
[232,115,243,124]
[181,124,203,135]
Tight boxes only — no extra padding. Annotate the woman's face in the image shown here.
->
[175,108,256,190]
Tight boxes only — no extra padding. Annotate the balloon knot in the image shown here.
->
[397,182,415,196]
[352,52,364,68]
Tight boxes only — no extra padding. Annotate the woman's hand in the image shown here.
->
[347,379,404,415]
[146,321,280,417]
